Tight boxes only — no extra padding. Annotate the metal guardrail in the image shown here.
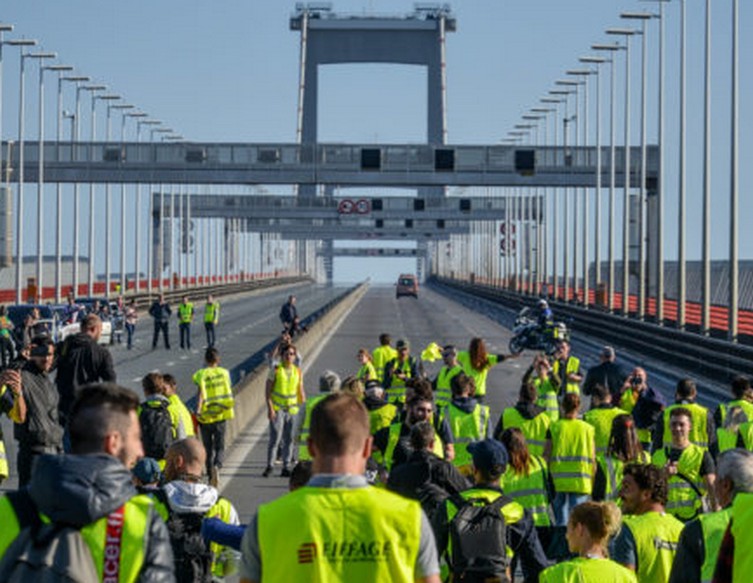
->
[431,277,753,385]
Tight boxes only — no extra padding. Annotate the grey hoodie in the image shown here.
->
[26,453,175,582]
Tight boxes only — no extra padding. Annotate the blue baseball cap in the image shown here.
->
[467,439,508,472]
[132,457,162,484]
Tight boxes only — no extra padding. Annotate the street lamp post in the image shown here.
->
[701,0,712,336]
[0,28,17,270]
[16,48,53,303]
[606,28,636,316]
[55,74,87,302]
[580,56,606,305]
[542,96,564,300]
[515,122,536,295]
[151,127,172,292]
[592,43,623,312]
[523,113,547,294]
[87,92,119,296]
[532,106,555,295]
[553,85,576,303]
[729,0,739,341]
[121,111,146,295]
[40,64,73,304]
[136,119,160,294]
[104,101,130,297]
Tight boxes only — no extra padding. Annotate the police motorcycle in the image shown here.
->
[508,307,570,355]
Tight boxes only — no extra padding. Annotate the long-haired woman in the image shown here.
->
[457,337,516,403]
[592,414,650,502]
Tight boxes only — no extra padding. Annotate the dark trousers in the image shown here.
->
[199,421,226,475]
[152,320,170,349]
[179,322,192,349]
[205,322,216,347]
[125,323,135,349]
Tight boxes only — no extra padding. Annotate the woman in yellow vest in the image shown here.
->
[263,343,305,478]
[540,501,637,583]
[355,348,377,382]
[494,381,551,457]
[457,337,515,403]
[593,415,650,502]
[499,427,554,551]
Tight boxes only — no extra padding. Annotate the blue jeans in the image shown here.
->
[125,323,135,349]
[553,492,590,526]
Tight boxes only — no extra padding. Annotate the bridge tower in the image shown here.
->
[291,3,456,282]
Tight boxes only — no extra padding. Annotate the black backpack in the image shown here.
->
[448,493,511,583]
[166,511,213,582]
[0,490,101,583]
[139,400,174,460]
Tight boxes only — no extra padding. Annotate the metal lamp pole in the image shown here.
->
[119,110,145,295]
[151,127,172,292]
[104,101,129,297]
[542,96,564,299]
[552,85,576,302]
[136,119,160,294]
[729,0,739,341]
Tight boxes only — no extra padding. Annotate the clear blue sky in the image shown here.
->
[0,1,750,284]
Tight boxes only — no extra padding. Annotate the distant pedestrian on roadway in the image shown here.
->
[279,294,297,333]
[204,294,220,348]
[178,295,195,350]
[149,293,172,349]
[124,298,138,350]
[582,346,626,404]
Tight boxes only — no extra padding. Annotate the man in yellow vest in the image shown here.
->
[494,381,552,457]
[371,333,398,383]
[363,381,398,435]
[612,463,684,583]
[431,438,550,582]
[652,407,718,522]
[238,392,441,583]
[432,345,464,409]
[194,347,235,487]
[0,383,174,580]
[439,373,492,473]
[551,340,582,396]
[584,383,629,456]
[263,343,305,478]
[715,376,753,435]
[177,295,194,350]
[384,339,423,406]
[204,294,220,348]
[159,437,240,580]
[669,448,753,583]
[654,378,717,455]
[297,370,341,462]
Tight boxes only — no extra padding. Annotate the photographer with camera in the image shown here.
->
[619,367,666,453]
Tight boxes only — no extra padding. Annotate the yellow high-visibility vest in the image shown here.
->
[178,302,194,323]
[540,556,637,583]
[502,455,551,527]
[621,510,683,583]
[441,402,490,469]
[583,406,629,455]
[549,418,595,495]
[193,366,235,424]
[652,444,707,521]
[267,364,302,415]
[500,406,551,457]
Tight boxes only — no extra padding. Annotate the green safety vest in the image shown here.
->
[662,403,710,449]
[583,406,629,455]
[501,455,551,527]
[440,402,490,469]
[500,407,551,457]
[385,359,413,404]
[619,389,653,446]
[717,427,739,453]
[534,377,560,422]
[457,351,499,397]
[596,450,651,501]
[717,399,753,427]
[372,345,398,383]
[193,366,235,424]
[298,395,328,461]
[258,485,421,583]
[0,493,156,582]
[204,496,237,578]
[204,302,220,324]
[382,423,443,471]
[178,302,194,323]
[652,444,707,521]
[434,365,463,408]
[621,511,683,583]
[731,492,753,583]
[267,364,302,415]
[698,507,732,583]
[357,362,377,382]
[368,403,397,435]
[167,393,195,438]
[739,421,753,450]
[552,356,581,395]
[540,556,637,583]
[549,418,595,495]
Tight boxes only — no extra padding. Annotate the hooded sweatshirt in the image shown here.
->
[21,453,175,582]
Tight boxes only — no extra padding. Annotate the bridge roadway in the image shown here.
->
[0,282,730,561]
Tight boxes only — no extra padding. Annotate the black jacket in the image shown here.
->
[55,332,116,419]
[14,361,64,450]
[582,361,626,400]
[20,454,175,582]
[386,449,471,505]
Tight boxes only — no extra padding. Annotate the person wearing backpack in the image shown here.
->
[432,438,550,583]
[194,347,235,487]
[140,373,179,467]
[0,382,175,582]
[155,437,239,582]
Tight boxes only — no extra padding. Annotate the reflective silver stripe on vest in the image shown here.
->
[667,499,698,509]
[551,472,592,480]
[669,481,704,490]
[528,439,546,447]
[271,392,296,401]
[605,456,618,499]
[552,456,593,463]
[508,488,546,498]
